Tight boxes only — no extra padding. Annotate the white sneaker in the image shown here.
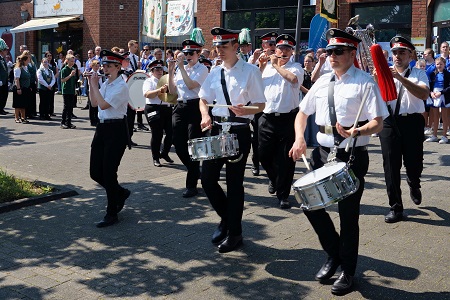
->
[371,133,379,137]
[425,135,439,142]
[447,130,450,136]
[439,136,448,144]
[424,128,433,135]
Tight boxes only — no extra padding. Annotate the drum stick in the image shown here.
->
[206,104,260,109]
[301,154,311,171]
[345,86,371,152]
[201,126,210,132]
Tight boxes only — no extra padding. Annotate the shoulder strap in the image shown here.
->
[394,68,411,116]
[220,68,235,117]
[328,75,337,126]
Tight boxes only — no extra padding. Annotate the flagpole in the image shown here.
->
[294,0,304,63]
[163,1,168,59]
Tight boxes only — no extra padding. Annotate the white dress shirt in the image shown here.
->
[174,62,208,101]
[37,67,55,88]
[142,75,170,106]
[98,76,130,120]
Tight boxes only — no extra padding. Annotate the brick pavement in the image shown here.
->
[0,95,449,299]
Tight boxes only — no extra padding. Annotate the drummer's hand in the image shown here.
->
[200,115,212,132]
[336,122,353,139]
[229,103,250,116]
[289,137,307,161]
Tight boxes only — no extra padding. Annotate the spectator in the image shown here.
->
[12,53,31,123]
[60,54,78,129]
[22,50,38,119]
[37,57,56,120]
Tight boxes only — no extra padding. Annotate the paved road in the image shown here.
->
[0,94,449,299]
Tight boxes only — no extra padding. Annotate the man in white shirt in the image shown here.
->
[258,34,304,209]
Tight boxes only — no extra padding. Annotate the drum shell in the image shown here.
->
[188,134,239,161]
[127,71,149,111]
[292,163,359,210]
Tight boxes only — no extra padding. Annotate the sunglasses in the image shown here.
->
[326,48,349,56]
[184,52,196,56]
[267,42,276,46]
[144,49,150,51]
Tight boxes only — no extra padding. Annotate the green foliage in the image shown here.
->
[0,169,53,203]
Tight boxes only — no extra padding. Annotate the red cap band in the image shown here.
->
[392,42,412,50]
[277,40,294,47]
[183,44,202,51]
[329,37,359,48]
[213,33,238,43]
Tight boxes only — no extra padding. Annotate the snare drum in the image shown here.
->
[292,162,359,211]
[127,71,149,111]
[188,134,239,161]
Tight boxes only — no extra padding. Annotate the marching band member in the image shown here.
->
[289,29,388,295]
[142,60,174,167]
[168,39,208,198]
[199,27,266,253]
[248,31,277,66]
[88,50,131,228]
[259,34,304,209]
[380,37,430,223]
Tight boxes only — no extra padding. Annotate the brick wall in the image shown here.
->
[196,0,222,49]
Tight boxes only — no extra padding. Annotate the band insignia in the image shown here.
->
[329,30,334,36]
[216,35,222,40]
[215,29,219,33]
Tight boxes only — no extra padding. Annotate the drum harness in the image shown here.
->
[327,75,366,167]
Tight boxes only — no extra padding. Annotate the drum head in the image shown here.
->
[127,72,150,111]
[157,74,178,105]
[294,162,346,186]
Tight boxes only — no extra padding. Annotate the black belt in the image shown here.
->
[319,121,368,135]
[177,98,200,104]
[321,145,368,153]
[213,116,251,124]
[99,118,124,124]
[264,107,299,117]
[146,104,174,107]
[395,113,420,117]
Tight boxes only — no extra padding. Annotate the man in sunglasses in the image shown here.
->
[289,28,388,296]
[380,37,430,224]
[258,34,304,209]
[248,31,277,66]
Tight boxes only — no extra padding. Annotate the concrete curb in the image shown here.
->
[0,181,79,214]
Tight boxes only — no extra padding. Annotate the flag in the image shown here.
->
[166,0,194,37]
[320,0,338,23]
[142,0,163,39]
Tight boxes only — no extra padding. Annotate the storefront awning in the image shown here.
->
[11,16,80,33]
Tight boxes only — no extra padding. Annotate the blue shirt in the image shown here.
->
[435,72,444,89]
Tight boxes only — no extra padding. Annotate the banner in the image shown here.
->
[142,0,163,39]
[166,0,194,37]
[34,0,83,18]
[320,0,337,23]
[308,14,329,52]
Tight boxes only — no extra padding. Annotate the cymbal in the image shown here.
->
[157,74,177,104]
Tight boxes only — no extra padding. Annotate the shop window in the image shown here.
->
[284,6,315,29]
[226,0,297,10]
[433,0,450,23]
[223,11,252,30]
[255,11,281,28]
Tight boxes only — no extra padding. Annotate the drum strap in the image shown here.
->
[387,68,410,137]
[327,75,344,146]
[220,68,235,117]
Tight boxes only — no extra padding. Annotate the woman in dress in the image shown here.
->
[12,54,31,123]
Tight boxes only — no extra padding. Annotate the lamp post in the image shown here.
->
[20,10,29,45]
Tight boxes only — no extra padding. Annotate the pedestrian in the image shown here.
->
[60,54,78,129]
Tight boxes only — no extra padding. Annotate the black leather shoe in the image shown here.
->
[279,199,291,209]
[268,181,276,194]
[96,215,119,228]
[117,189,131,213]
[153,159,162,167]
[384,211,403,223]
[251,165,259,176]
[315,257,340,281]
[182,188,198,198]
[160,154,174,163]
[218,235,242,253]
[410,187,422,205]
[211,221,228,244]
[331,272,354,296]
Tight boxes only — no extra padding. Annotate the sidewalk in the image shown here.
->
[0,94,449,299]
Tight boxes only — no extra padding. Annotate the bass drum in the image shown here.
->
[127,71,149,111]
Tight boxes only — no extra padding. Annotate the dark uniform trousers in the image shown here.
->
[61,94,74,125]
[201,125,252,236]
[304,146,369,276]
[26,81,37,117]
[38,88,53,118]
[0,84,8,111]
[258,110,297,200]
[251,112,263,167]
[379,113,424,213]
[172,100,202,188]
[144,104,173,159]
[90,121,128,217]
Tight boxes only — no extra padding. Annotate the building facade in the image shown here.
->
[0,0,448,61]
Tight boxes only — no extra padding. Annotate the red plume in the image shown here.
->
[370,44,397,102]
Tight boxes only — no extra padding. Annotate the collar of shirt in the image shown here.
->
[332,64,358,82]
[222,58,245,72]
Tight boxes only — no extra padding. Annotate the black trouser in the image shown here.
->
[201,125,252,236]
[172,100,202,188]
[38,88,52,118]
[26,82,37,117]
[258,111,297,200]
[90,121,128,217]
[49,86,56,115]
[144,104,173,159]
[304,146,368,276]
[61,94,74,125]
[87,91,99,126]
[127,106,136,138]
[0,83,8,111]
[379,113,424,213]
[251,112,263,167]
